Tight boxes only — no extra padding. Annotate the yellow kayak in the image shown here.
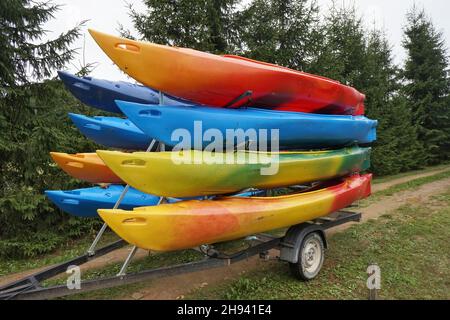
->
[98,174,372,251]
[96,147,371,197]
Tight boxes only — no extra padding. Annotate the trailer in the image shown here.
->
[0,210,360,300]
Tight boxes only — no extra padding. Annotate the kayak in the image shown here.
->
[117,101,378,150]
[96,147,371,197]
[68,113,152,150]
[45,185,160,218]
[50,152,122,184]
[89,29,365,115]
[45,186,266,218]
[98,174,372,251]
[58,71,192,114]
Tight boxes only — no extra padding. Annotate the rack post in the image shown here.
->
[116,196,166,276]
[87,139,158,256]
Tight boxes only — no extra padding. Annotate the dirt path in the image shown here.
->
[1,168,449,294]
[371,167,449,193]
[331,176,450,234]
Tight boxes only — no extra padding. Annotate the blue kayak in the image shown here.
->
[69,113,152,150]
[45,185,161,218]
[58,71,192,114]
[116,101,378,150]
[46,186,265,218]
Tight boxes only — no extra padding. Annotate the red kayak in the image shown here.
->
[89,29,365,115]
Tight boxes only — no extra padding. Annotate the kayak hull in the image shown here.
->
[117,101,378,150]
[58,71,191,114]
[45,185,160,217]
[96,147,371,197]
[69,113,152,150]
[98,174,372,251]
[89,29,365,115]
[50,152,123,184]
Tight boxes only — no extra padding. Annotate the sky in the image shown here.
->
[43,0,450,81]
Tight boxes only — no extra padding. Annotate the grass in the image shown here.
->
[0,231,119,277]
[189,188,450,300]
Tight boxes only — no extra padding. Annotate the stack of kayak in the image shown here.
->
[46,29,377,252]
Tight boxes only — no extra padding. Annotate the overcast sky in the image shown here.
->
[44,0,450,82]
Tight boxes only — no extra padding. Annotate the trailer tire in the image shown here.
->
[289,232,324,281]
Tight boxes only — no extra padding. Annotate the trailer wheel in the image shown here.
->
[289,232,324,281]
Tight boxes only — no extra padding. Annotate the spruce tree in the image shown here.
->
[308,3,366,87]
[0,1,100,257]
[237,0,321,70]
[363,29,423,175]
[127,0,240,53]
[402,6,450,164]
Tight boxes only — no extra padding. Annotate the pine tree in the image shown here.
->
[363,29,423,175]
[308,3,366,87]
[402,6,450,164]
[0,1,100,257]
[237,0,321,70]
[127,0,240,53]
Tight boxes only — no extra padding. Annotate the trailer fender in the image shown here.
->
[279,224,328,264]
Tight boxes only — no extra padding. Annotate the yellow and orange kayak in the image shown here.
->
[98,174,372,251]
[50,152,123,184]
[89,29,365,115]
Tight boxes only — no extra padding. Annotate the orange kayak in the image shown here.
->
[89,29,365,115]
[50,152,123,184]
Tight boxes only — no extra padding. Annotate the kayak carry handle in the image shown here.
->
[115,43,140,53]
[62,199,79,205]
[121,159,146,167]
[138,109,162,117]
[122,217,147,225]
[73,82,90,91]
[84,123,101,131]
[66,161,84,168]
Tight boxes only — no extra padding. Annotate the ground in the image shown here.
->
[1,165,449,299]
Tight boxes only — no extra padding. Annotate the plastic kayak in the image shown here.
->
[50,152,122,184]
[45,186,265,218]
[45,185,160,218]
[89,29,365,115]
[117,101,378,150]
[98,174,372,251]
[96,147,371,197]
[58,71,191,114]
[69,113,152,150]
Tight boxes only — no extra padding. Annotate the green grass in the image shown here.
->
[0,231,119,277]
[189,189,450,300]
